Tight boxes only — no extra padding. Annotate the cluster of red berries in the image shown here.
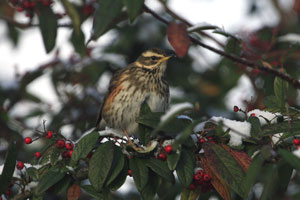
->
[294,138,300,149]
[157,145,173,161]
[188,169,213,192]
[199,136,215,144]
[8,0,54,18]
[24,130,74,159]
[1,182,14,199]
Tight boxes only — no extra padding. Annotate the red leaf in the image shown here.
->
[201,156,231,200]
[167,22,190,57]
[67,184,81,200]
[221,144,251,172]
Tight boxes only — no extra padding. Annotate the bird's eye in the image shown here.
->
[151,56,158,60]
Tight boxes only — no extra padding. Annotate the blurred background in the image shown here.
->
[0,0,300,198]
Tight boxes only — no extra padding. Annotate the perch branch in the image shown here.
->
[143,5,300,89]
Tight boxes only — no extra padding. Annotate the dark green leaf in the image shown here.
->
[38,6,58,53]
[35,168,65,196]
[176,148,195,187]
[123,0,144,22]
[279,149,300,172]
[88,141,115,191]
[129,158,149,190]
[105,145,125,186]
[52,175,72,195]
[172,121,198,149]
[138,124,153,146]
[71,131,99,164]
[243,155,264,194]
[107,161,128,191]
[167,151,181,170]
[145,158,175,183]
[260,164,276,200]
[248,117,262,139]
[138,102,162,129]
[262,122,300,137]
[92,0,123,39]
[140,170,160,200]
[263,96,279,110]
[27,167,39,180]
[80,185,105,199]
[0,142,17,195]
[50,148,61,165]
[70,29,86,56]
[274,77,288,111]
[203,143,247,198]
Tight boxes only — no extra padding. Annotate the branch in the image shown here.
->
[143,5,300,89]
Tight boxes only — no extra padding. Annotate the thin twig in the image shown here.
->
[143,5,300,89]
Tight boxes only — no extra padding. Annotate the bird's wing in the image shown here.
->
[95,67,129,128]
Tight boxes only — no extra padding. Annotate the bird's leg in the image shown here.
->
[122,129,143,151]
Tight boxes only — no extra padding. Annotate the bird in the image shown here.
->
[96,48,173,150]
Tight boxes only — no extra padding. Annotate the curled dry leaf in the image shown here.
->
[67,184,81,200]
[221,144,251,172]
[201,156,231,200]
[167,22,191,57]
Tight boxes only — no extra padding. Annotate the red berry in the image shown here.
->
[65,143,74,150]
[250,113,256,117]
[46,131,53,139]
[5,189,12,196]
[128,169,132,177]
[16,161,24,170]
[34,152,41,159]
[196,170,204,177]
[24,0,30,8]
[203,174,211,182]
[158,153,166,161]
[62,151,69,158]
[193,173,202,181]
[29,1,35,8]
[207,136,213,140]
[199,138,206,143]
[17,6,24,12]
[294,138,300,145]
[164,145,173,154]
[57,140,65,148]
[24,137,32,144]
[210,140,216,144]
[68,150,73,157]
[188,183,195,190]
[297,145,300,150]
[233,106,239,112]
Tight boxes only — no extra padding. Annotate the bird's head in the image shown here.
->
[135,48,173,71]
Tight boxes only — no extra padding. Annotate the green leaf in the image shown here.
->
[107,161,128,191]
[278,149,300,172]
[172,121,198,149]
[70,29,86,56]
[274,77,288,111]
[123,0,144,22]
[145,158,175,183]
[248,117,262,139]
[176,148,195,187]
[129,158,149,190]
[140,170,160,200]
[263,95,279,110]
[71,131,99,164]
[167,151,181,170]
[27,167,39,180]
[35,168,65,196]
[138,102,162,129]
[50,148,61,165]
[80,185,105,199]
[138,124,153,146]
[38,6,58,53]
[203,143,247,198]
[243,155,264,194]
[0,142,17,195]
[52,175,72,195]
[105,145,125,186]
[92,0,123,39]
[88,141,115,191]
[61,0,81,34]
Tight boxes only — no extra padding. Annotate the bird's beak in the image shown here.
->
[161,55,173,62]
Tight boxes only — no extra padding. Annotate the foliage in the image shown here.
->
[1,0,300,199]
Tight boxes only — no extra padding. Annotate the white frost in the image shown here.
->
[247,109,280,126]
[24,181,38,191]
[160,102,193,122]
[211,116,251,146]
[193,121,206,133]
[272,133,283,145]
